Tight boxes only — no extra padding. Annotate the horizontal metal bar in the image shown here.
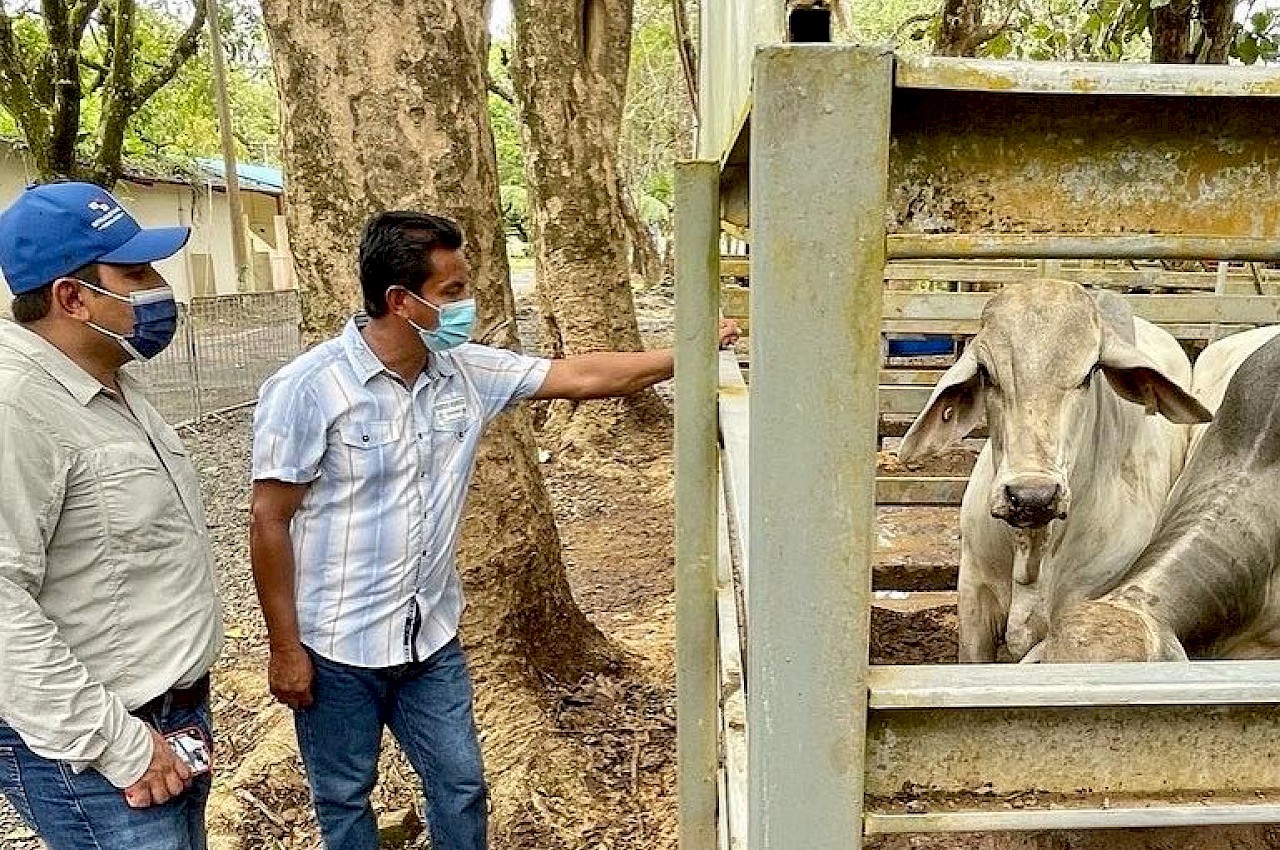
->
[870,661,1280,709]
[881,320,1253,341]
[895,55,1280,98]
[731,259,1270,289]
[885,263,1255,290]
[888,234,1280,262]
[875,477,967,506]
[866,701,1280,796]
[879,369,946,385]
[883,291,1280,324]
[879,385,933,415]
[865,804,1280,834]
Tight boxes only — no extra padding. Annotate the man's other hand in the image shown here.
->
[718,318,741,350]
[123,728,192,808]
[268,643,315,710]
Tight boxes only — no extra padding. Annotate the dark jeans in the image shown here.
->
[0,702,212,850]
[295,637,487,850]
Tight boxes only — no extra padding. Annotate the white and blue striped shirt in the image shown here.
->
[251,317,550,668]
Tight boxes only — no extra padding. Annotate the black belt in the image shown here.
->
[130,674,210,718]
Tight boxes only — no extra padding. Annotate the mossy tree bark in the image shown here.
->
[510,0,670,456]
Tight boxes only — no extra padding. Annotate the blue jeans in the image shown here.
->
[0,702,212,850]
[295,637,487,850]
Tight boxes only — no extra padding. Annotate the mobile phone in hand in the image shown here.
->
[163,726,212,777]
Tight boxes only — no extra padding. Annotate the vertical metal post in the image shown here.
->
[750,45,892,850]
[674,160,723,850]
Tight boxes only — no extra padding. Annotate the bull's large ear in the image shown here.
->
[1098,329,1212,425]
[898,344,985,464]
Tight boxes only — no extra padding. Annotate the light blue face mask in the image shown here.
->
[400,288,476,352]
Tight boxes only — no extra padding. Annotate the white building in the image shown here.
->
[0,142,293,312]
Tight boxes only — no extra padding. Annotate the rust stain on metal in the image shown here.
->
[888,88,1280,240]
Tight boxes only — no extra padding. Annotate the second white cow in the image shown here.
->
[898,280,1211,662]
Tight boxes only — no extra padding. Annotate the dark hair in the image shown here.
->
[11,263,101,324]
[358,211,464,318]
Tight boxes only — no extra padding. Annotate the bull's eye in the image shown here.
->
[942,406,954,422]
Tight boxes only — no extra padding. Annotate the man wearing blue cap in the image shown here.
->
[0,182,224,850]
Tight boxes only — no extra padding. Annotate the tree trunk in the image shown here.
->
[1198,0,1237,63]
[1150,0,1195,62]
[619,178,662,287]
[510,0,670,455]
[257,0,619,844]
[934,0,985,56]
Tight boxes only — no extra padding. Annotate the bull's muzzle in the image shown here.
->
[991,474,1067,528]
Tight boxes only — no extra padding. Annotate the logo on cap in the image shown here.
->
[89,199,126,231]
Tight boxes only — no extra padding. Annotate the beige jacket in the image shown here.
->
[0,321,223,787]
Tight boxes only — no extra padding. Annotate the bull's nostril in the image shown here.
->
[1005,478,1061,512]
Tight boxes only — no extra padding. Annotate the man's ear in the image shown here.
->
[49,277,90,320]
[898,344,985,464]
[1098,328,1212,424]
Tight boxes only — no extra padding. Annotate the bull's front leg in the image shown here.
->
[957,546,1010,663]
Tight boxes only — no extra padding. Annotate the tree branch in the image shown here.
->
[70,0,101,44]
[93,0,138,187]
[892,11,936,43]
[671,0,697,114]
[0,7,51,156]
[132,0,205,105]
[41,0,85,176]
[487,73,514,104]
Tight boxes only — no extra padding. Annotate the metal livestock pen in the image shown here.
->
[673,14,1280,850]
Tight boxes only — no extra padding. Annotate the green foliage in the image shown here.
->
[1234,2,1280,63]
[0,0,279,176]
[620,0,686,230]
[844,0,1280,64]
[489,39,527,239]
[846,0,938,51]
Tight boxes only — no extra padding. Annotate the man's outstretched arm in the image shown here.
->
[530,319,739,401]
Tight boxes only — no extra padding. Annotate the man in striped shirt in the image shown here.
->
[249,210,736,850]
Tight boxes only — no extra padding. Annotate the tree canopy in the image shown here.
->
[0,0,278,187]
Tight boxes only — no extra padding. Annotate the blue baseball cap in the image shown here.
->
[0,182,191,296]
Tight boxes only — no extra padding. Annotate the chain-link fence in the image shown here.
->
[130,290,303,423]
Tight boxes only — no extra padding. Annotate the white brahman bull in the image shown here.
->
[1043,329,1280,662]
[898,280,1211,662]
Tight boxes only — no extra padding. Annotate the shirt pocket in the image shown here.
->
[78,443,189,554]
[151,426,206,527]
[331,420,404,484]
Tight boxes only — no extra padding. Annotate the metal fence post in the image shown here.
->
[185,301,204,419]
[674,160,722,850]
[750,45,893,850]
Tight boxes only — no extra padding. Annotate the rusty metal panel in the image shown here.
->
[889,234,1280,261]
[866,805,1280,833]
[866,703,1280,797]
[865,662,1280,797]
[897,56,1280,97]
[889,77,1280,240]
